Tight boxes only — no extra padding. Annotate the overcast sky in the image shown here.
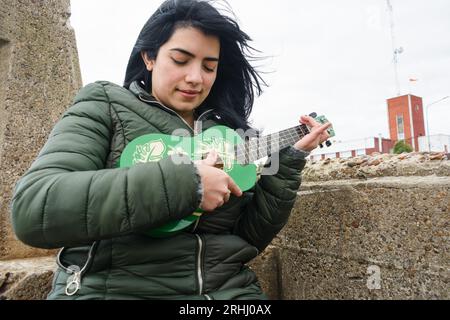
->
[70,0,450,142]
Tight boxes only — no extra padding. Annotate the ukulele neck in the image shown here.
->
[235,124,310,164]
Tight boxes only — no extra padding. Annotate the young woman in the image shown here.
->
[11,0,331,300]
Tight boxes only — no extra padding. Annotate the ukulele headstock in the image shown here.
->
[308,112,335,149]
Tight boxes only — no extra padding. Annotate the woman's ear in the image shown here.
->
[140,51,154,71]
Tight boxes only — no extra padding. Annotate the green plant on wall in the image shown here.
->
[393,140,413,154]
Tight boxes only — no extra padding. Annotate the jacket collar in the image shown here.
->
[129,81,216,123]
[129,81,158,103]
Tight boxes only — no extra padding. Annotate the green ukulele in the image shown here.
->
[120,114,335,237]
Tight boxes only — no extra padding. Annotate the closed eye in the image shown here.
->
[171,58,187,65]
[204,65,216,72]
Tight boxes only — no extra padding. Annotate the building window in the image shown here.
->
[397,115,405,140]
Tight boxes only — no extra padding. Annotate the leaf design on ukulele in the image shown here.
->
[132,139,166,164]
[197,137,235,172]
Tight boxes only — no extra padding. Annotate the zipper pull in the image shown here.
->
[65,269,82,296]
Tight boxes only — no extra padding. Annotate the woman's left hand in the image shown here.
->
[294,115,332,152]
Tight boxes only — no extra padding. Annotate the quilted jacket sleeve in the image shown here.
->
[10,83,201,249]
[233,147,307,252]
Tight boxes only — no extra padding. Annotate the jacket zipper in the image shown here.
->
[191,110,214,232]
[139,94,213,232]
[57,241,99,296]
[195,234,204,295]
[191,217,201,233]
[192,109,214,234]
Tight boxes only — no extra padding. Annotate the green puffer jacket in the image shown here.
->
[11,81,307,300]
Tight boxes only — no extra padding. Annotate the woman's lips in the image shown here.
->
[177,89,201,99]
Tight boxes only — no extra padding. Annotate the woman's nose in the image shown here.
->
[185,65,203,85]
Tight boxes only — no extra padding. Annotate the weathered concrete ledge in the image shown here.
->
[302,152,449,182]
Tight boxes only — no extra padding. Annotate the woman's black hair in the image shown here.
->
[124,0,266,131]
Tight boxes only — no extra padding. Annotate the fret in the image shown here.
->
[248,139,258,163]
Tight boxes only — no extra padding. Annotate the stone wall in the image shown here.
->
[251,153,449,300]
[1,154,447,300]
[0,256,55,300]
[0,0,82,261]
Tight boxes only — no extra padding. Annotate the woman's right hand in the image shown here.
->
[195,151,243,212]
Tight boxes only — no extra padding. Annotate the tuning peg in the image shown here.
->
[326,140,332,147]
[309,112,317,119]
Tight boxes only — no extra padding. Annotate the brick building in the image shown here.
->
[387,94,425,151]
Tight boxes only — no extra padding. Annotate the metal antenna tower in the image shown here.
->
[387,0,403,96]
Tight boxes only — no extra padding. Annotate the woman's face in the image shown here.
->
[142,27,220,117]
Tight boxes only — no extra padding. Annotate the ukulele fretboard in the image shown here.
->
[235,124,310,164]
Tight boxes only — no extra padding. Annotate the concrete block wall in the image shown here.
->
[250,153,449,300]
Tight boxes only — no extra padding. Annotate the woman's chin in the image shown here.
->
[170,100,202,113]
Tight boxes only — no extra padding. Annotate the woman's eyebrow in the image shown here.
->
[170,48,219,62]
